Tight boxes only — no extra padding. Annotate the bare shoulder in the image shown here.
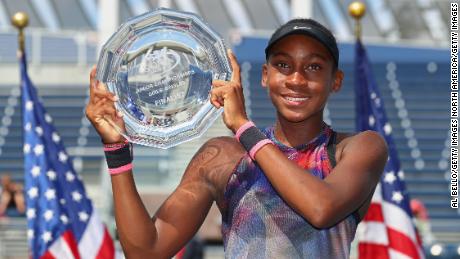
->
[188,136,245,169]
[183,136,246,200]
[202,136,246,155]
[335,130,388,165]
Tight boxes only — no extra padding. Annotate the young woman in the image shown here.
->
[86,19,388,258]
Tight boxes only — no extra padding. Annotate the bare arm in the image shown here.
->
[0,191,11,215]
[85,67,242,258]
[13,184,25,214]
[110,137,242,258]
[253,130,388,228]
[110,165,213,258]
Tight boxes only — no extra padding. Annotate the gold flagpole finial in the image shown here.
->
[348,2,366,40]
[11,12,29,53]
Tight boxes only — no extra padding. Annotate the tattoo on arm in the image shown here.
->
[183,138,244,200]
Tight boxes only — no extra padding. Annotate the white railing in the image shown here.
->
[0,217,28,259]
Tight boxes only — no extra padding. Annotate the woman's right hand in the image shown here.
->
[85,66,126,144]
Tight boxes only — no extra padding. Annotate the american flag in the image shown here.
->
[354,41,425,259]
[20,53,115,259]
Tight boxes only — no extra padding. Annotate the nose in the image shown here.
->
[286,71,307,88]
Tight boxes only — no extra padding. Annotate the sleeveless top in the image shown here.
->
[220,124,359,259]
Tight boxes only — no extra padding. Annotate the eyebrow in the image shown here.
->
[269,51,329,62]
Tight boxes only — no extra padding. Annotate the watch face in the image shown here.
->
[97,8,231,148]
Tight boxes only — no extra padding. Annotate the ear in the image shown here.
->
[330,69,344,93]
[261,63,268,88]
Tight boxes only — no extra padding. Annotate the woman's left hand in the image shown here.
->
[211,49,249,132]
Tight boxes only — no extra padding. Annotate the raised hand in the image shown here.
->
[211,49,249,132]
[85,66,126,144]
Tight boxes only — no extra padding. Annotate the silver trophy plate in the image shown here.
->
[96,8,231,148]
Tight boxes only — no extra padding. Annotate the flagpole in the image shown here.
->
[11,12,29,55]
[12,12,29,177]
[348,1,365,40]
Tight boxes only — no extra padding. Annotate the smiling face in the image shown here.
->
[262,34,343,125]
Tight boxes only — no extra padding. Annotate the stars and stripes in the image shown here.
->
[354,41,425,259]
[20,53,115,259]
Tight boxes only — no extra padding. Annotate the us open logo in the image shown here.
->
[140,47,181,76]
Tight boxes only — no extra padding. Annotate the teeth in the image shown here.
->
[285,96,308,102]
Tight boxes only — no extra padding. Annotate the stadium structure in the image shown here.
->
[0,0,456,258]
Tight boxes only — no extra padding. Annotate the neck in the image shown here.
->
[274,115,324,147]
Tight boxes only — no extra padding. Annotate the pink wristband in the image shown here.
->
[249,139,273,160]
[103,140,129,151]
[108,163,133,175]
[235,121,256,140]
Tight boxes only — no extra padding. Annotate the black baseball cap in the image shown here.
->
[265,19,339,66]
